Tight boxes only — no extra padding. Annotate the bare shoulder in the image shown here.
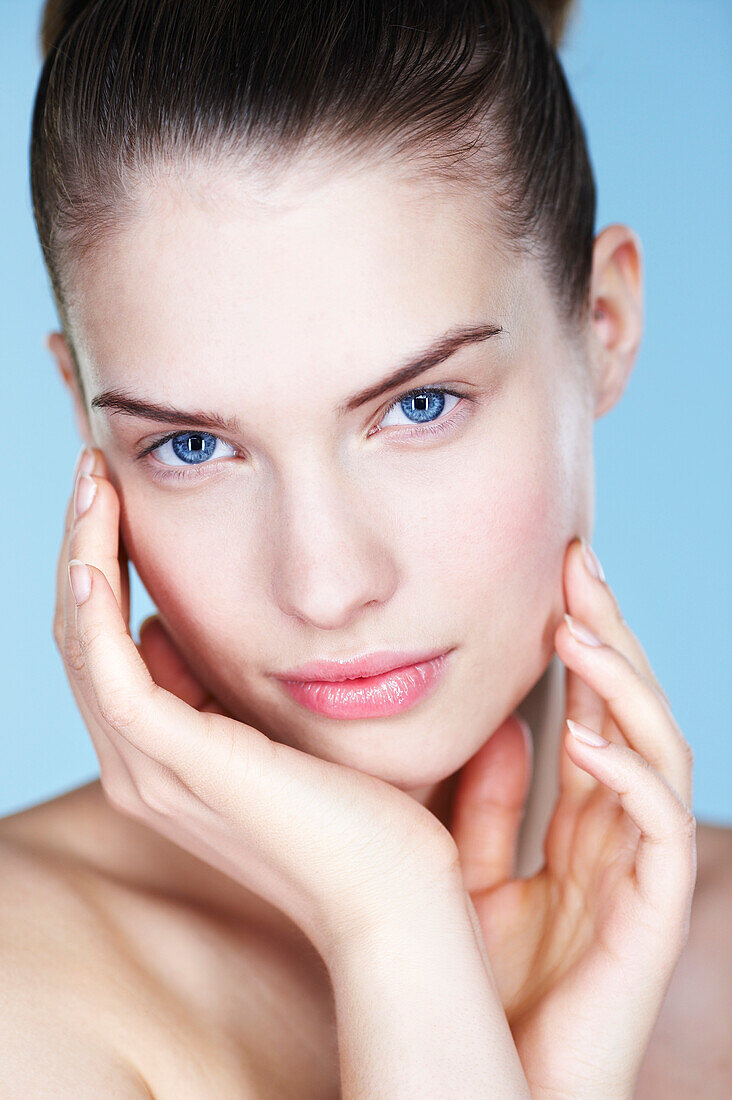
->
[636,819,732,1099]
[0,833,155,1097]
[0,788,281,1098]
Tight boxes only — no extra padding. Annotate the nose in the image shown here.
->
[270,465,398,631]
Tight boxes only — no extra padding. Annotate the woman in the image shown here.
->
[2,0,729,1094]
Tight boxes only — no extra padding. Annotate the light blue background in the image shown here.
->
[1,1,729,823]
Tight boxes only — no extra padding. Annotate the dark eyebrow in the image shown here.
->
[338,321,504,413]
[90,391,244,435]
[90,321,504,430]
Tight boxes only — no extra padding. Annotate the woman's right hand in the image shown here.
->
[54,446,462,961]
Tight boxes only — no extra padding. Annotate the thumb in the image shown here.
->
[137,614,221,712]
[449,712,533,894]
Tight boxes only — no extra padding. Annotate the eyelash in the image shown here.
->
[135,385,472,482]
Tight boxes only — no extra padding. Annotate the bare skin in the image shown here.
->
[1,655,729,1097]
[2,157,726,1093]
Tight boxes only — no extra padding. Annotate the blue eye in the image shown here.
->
[137,385,470,482]
[144,430,238,472]
[378,386,462,431]
[374,387,464,437]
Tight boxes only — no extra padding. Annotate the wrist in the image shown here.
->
[326,881,531,1098]
[321,866,470,966]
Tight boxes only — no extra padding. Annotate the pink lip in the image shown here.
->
[276,650,454,719]
[275,647,450,682]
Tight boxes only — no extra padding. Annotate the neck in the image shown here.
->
[409,653,565,878]
[514,652,565,876]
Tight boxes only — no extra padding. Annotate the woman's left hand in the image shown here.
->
[449,536,697,1099]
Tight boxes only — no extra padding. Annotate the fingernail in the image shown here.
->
[74,473,97,518]
[567,719,609,747]
[75,446,95,478]
[580,537,605,582]
[68,559,92,604]
[564,613,603,647]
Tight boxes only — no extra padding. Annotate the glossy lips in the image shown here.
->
[276,647,451,682]
[277,651,453,718]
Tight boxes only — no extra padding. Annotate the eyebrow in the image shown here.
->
[89,321,504,432]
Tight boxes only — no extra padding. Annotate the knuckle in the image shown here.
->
[134,768,182,818]
[76,617,105,653]
[605,669,637,711]
[96,687,136,730]
[678,823,698,890]
[62,630,86,674]
[681,738,695,769]
[99,678,158,741]
[679,807,698,840]
[645,672,676,718]
[66,524,84,561]
[665,805,697,854]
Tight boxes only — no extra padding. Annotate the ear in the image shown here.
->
[45,330,94,447]
[587,224,644,419]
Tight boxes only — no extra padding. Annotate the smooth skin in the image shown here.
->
[452,546,697,1096]
[2,155,730,1094]
[62,448,696,1096]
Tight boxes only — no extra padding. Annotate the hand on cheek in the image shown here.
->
[449,535,696,1097]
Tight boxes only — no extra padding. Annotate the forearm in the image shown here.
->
[326,887,531,1099]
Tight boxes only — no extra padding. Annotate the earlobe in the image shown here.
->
[45,329,94,447]
[588,225,645,419]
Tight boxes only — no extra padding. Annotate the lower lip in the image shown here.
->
[278,651,453,718]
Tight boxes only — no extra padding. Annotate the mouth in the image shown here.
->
[274,647,451,683]
[274,648,455,719]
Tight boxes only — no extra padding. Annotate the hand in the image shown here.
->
[54,446,464,961]
[449,537,697,1098]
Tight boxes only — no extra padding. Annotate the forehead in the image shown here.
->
[68,156,536,400]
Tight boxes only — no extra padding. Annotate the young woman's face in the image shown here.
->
[66,157,595,790]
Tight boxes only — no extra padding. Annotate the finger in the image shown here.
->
[68,558,301,832]
[67,460,127,622]
[67,557,256,799]
[559,658,606,800]
[449,713,533,893]
[54,450,140,801]
[63,469,125,686]
[556,615,693,809]
[54,446,96,648]
[58,455,193,814]
[61,449,128,670]
[557,538,626,802]
[116,518,131,627]
[137,615,214,710]
[94,448,131,625]
[68,557,183,743]
[567,536,676,722]
[563,722,697,948]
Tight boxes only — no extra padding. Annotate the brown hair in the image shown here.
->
[31,0,594,394]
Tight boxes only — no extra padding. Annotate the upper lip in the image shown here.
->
[274,647,452,682]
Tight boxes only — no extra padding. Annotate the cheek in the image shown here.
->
[118,495,247,655]
[400,386,579,670]
[443,443,558,619]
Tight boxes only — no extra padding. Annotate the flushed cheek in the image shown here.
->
[435,425,571,679]
[118,498,263,690]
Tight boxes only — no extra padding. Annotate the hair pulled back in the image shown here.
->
[32,0,594,388]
